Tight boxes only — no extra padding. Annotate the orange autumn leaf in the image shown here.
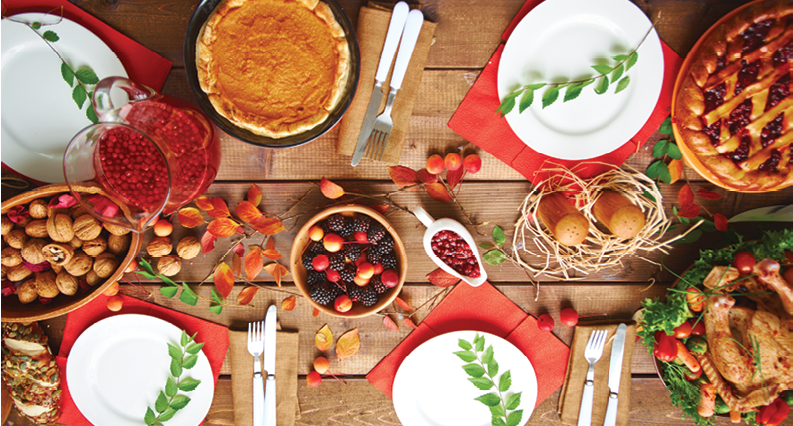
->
[424,182,452,202]
[281,296,296,311]
[178,207,205,228]
[320,177,345,199]
[248,184,262,206]
[395,296,414,311]
[387,166,419,188]
[195,196,214,211]
[426,267,460,287]
[207,218,240,238]
[235,200,263,224]
[370,204,389,215]
[232,253,242,276]
[264,262,289,287]
[383,316,399,332]
[250,216,285,235]
[315,324,333,352]
[263,238,282,260]
[213,262,235,299]
[714,213,729,232]
[446,166,464,189]
[312,308,320,317]
[417,168,438,184]
[668,159,683,184]
[237,286,258,305]
[336,328,360,361]
[678,184,695,207]
[403,317,418,329]
[208,197,231,218]
[201,231,217,254]
[244,246,264,280]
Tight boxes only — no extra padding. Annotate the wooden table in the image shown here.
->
[3,0,793,424]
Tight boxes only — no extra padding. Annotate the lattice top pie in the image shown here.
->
[196,0,350,138]
[674,0,793,191]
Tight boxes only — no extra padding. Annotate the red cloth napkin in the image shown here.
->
[447,0,683,186]
[367,282,570,409]
[1,0,173,185]
[55,294,229,426]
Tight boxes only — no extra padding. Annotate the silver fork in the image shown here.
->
[248,321,264,426]
[364,9,423,162]
[577,329,607,426]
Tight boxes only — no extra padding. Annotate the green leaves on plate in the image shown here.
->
[144,329,202,425]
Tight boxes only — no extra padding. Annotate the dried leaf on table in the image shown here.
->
[417,168,438,184]
[178,207,205,228]
[208,197,231,218]
[388,166,419,188]
[336,328,360,361]
[235,200,262,224]
[315,324,333,352]
[232,243,245,257]
[395,296,413,311]
[678,184,694,207]
[446,166,464,189]
[244,246,264,280]
[667,159,683,184]
[195,196,213,211]
[201,231,217,254]
[320,177,345,199]
[370,204,389,215]
[207,218,239,238]
[281,296,296,311]
[263,238,282,260]
[677,204,701,220]
[697,188,723,200]
[426,267,460,287]
[404,317,418,329]
[264,262,289,286]
[383,316,399,332]
[237,286,258,305]
[424,182,452,202]
[312,308,320,317]
[248,184,262,206]
[250,216,285,235]
[232,253,242,276]
[714,213,728,231]
[213,262,235,299]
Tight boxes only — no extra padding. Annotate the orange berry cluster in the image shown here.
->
[425,152,482,175]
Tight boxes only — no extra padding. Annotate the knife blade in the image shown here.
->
[351,1,409,166]
[603,323,627,426]
[263,305,277,426]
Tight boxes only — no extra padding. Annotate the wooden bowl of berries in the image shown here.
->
[1,184,142,322]
[290,205,407,318]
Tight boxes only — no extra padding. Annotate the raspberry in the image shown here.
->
[381,253,397,270]
[328,253,346,271]
[339,263,357,282]
[358,286,379,307]
[354,215,371,232]
[346,282,363,302]
[343,244,362,261]
[326,214,345,232]
[367,223,386,243]
[306,271,325,287]
[339,217,356,238]
[371,275,388,294]
[310,281,339,305]
[307,241,326,254]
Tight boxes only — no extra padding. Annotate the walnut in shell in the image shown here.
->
[64,251,92,276]
[16,280,37,304]
[85,270,102,286]
[82,237,108,257]
[93,252,118,278]
[177,237,201,260]
[1,216,12,235]
[107,233,130,255]
[41,243,75,266]
[70,236,83,249]
[28,200,48,219]
[103,223,131,236]
[56,271,79,295]
[69,205,89,219]
[35,271,59,298]
[147,237,172,257]
[157,255,181,276]
[6,264,33,282]
[47,207,69,218]
[5,229,29,249]
[21,238,47,264]
[24,220,48,239]
[46,214,74,243]
[1,247,23,267]
[51,263,63,274]
[73,215,101,241]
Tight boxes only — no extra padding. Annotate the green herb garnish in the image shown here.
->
[144,330,204,425]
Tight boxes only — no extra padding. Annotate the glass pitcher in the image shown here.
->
[64,77,221,233]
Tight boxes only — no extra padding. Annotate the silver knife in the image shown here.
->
[263,305,277,426]
[350,1,409,166]
[603,324,627,426]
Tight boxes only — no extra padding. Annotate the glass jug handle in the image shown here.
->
[92,76,159,122]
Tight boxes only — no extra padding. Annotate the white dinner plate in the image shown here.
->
[67,314,215,426]
[393,331,538,426]
[1,13,127,183]
[497,0,663,160]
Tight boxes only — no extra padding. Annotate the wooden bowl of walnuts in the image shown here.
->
[290,204,407,318]
[1,184,142,321]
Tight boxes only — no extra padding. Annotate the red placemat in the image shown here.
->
[55,294,228,426]
[447,0,683,186]
[367,282,569,409]
[1,0,173,185]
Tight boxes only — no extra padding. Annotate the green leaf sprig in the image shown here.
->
[644,116,682,185]
[497,18,658,116]
[455,334,523,426]
[480,225,508,266]
[7,12,100,123]
[136,259,225,315]
[144,330,204,425]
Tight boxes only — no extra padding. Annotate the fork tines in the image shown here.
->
[364,130,388,161]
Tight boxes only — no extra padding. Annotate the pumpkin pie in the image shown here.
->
[196,0,350,138]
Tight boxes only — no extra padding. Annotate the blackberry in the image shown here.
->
[310,281,338,305]
[366,250,382,265]
[326,214,345,232]
[346,282,363,303]
[307,241,326,254]
[353,215,371,232]
[328,253,346,271]
[371,275,388,294]
[358,286,379,307]
[372,233,395,255]
[343,244,362,261]
[302,252,316,271]
[367,222,386,243]
[381,253,398,270]
[338,217,356,238]
[320,221,331,235]
[339,263,357,282]
[306,271,325,287]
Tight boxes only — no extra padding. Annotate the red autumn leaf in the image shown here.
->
[237,286,258,305]
[264,263,289,287]
[201,231,217,254]
[248,184,262,206]
[208,197,231,218]
[281,296,296,311]
[213,263,235,299]
[668,159,683,184]
[697,188,723,200]
[178,207,205,228]
[195,196,214,211]
[232,243,245,257]
[312,308,320,317]
[235,200,263,224]
[383,316,399,332]
[263,238,282,260]
[250,216,285,235]
[677,203,701,219]
[403,317,418,329]
[232,253,242,276]
[678,184,695,207]
[245,246,264,281]
[370,204,389,215]
[446,167,465,189]
[320,177,345,199]
[207,218,240,237]
[388,166,419,188]
[426,268,460,287]
[714,213,729,232]
[424,182,452,202]
[395,296,414,311]
[417,168,438,184]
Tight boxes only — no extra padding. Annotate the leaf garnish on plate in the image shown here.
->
[145,330,203,425]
